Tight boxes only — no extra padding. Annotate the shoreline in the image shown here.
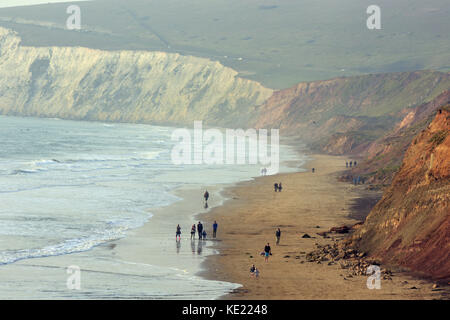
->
[1,146,445,299]
[0,132,302,298]
[199,154,447,300]
[0,183,243,299]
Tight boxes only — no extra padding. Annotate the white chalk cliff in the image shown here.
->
[0,27,272,126]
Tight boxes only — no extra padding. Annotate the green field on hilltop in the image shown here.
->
[0,0,449,89]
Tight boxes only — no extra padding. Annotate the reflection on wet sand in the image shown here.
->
[176,240,181,254]
[187,239,205,255]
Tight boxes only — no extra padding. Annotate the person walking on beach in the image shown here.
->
[346,161,348,168]
[176,224,181,241]
[264,243,271,262]
[312,168,315,173]
[190,224,196,240]
[275,228,281,245]
[197,221,203,240]
[213,221,218,238]
[254,268,260,279]
[274,183,278,192]
[349,161,353,167]
[278,182,283,192]
[354,160,357,166]
[204,190,209,202]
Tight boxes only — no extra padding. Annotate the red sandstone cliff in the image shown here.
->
[352,107,450,280]
[252,71,450,156]
[349,90,450,186]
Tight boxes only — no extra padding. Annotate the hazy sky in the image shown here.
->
[0,0,88,9]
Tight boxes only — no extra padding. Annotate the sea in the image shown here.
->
[0,115,303,299]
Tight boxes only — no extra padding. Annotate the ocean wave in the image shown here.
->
[0,182,97,194]
[0,213,153,265]
[0,234,122,265]
[132,150,164,160]
[10,168,45,175]
[7,159,61,175]
[32,159,61,165]
[44,152,165,164]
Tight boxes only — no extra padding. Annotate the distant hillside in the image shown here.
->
[253,71,450,153]
[1,26,449,138]
[351,107,450,280]
[1,25,449,162]
[0,0,449,88]
[0,27,272,127]
[349,90,450,186]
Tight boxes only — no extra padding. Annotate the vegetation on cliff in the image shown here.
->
[253,71,450,153]
[349,90,450,186]
[1,0,449,88]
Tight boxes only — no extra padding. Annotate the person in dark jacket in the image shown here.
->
[197,221,203,240]
[276,228,281,245]
[213,221,218,238]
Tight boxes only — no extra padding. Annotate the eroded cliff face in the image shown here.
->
[253,72,450,154]
[0,27,272,127]
[352,107,450,280]
[349,90,450,186]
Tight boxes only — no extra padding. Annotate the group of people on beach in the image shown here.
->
[250,226,283,277]
[346,160,357,168]
[251,241,273,278]
[274,182,283,192]
[175,190,219,241]
[249,264,260,278]
[352,175,365,185]
[260,167,268,176]
[177,220,218,241]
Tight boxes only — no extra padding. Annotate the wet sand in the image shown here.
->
[0,185,240,299]
[1,152,445,299]
[200,154,446,300]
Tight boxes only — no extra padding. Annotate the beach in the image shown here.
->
[0,184,241,299]
[0,115,304,299]
[0,116,445,299]
[200,154,447,300]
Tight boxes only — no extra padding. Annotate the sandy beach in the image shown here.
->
[0,184,241,299]
[1,149,446,299]
[200,154,447,300]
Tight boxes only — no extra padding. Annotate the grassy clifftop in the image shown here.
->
[253,71,450,152]
[349,90,450,186]
[1,0,449,89]
[1,25,448,147]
